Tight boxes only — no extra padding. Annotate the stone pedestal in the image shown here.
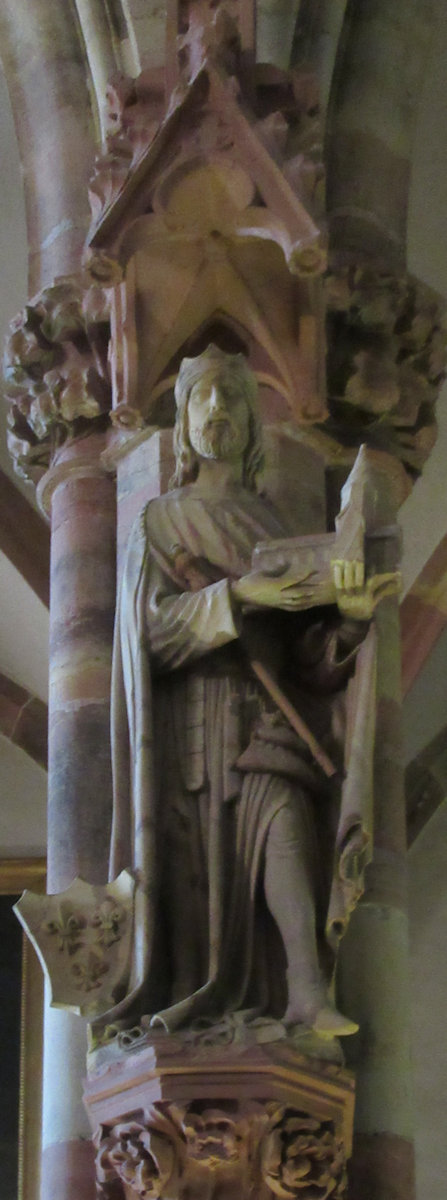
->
[84,1035,355,1200]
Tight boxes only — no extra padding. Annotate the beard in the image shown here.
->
[189,419,243,461]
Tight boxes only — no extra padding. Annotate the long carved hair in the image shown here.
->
[170,345,264,491]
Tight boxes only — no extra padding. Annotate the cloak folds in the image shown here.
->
[108,485,377,1031]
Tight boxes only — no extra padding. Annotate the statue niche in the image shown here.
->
[107,343,398,1041]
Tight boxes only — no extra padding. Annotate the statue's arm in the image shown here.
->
[146,564,241,672]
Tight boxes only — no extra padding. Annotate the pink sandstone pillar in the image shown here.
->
[37,431,116,1200]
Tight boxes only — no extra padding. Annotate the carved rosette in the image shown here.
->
[325,266,446,475]
[3,276,112,481]
[261,1108,347,1199]
[94,1101,348,1200]
[95,1111,181,1199]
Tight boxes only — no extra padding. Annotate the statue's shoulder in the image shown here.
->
[135,486,194,546]
[141,486,186,524]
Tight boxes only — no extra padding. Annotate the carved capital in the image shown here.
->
[325,266,446,475]
[85,1036,354,1199]
[3,275,112,483]
[36,449,111,518]
[93,1099,348,1199]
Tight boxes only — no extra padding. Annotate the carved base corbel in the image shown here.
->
[84,1033,354,1199]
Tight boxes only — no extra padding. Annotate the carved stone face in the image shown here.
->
[183,1109,242,1166]
[187,368,250,464]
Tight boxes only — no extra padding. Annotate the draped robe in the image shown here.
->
[110,482,377,1030]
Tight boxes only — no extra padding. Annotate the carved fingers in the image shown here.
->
[232,570,316,610]
[276,571,317,610]
[332,560,402,620]
[332,559,364,591]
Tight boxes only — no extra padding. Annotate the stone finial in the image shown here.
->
[175,0,243,83]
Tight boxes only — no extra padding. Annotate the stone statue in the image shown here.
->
[109,345,389,1039]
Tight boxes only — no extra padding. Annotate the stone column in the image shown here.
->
[41,1001,95,1200]
[336,455,415,1199]
[37,432,116,1200]
[338,583,415,1198]
[0,0,94,292]
[326,0,434,266]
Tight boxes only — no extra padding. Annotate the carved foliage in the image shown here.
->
[261,1108,347,1199]
[325,267,446,474]
[88,74,165,226]
[175,0,245,83]
[95,1114,179,1199]
[94,1101,348,1199]
[3,277,112,481]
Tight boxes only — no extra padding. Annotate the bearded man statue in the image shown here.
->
[109,344,380,1039]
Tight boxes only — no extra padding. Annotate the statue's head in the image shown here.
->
[171,344,264,490]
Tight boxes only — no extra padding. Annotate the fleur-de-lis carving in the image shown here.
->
[43,906,86,955]
[91,899,126,948]
[71,952,110,992]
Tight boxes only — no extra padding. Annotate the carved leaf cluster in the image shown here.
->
[325,267,447,474]
[3,277,111,481]
[261,1108,347,1199]
[176,0,242,82]
[95,1106,184,1200]
[94,1102,348,1199]
[96,1119,177,1199]
[88,74,165,230]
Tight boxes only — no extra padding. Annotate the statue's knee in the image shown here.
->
[267,791,309,849]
